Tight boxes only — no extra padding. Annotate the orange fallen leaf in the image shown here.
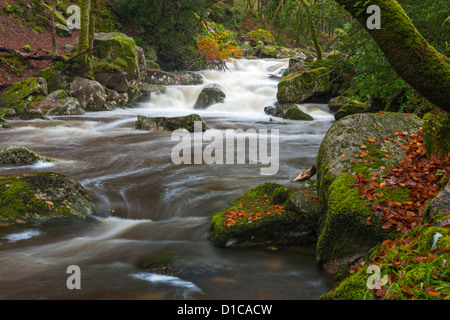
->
[361,145,367,149]
[368,138,376,143]
[341,154,346,158]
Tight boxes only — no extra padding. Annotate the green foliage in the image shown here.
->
[422,111,450,157]
[113,0,208,69]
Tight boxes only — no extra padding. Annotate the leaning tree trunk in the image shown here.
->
[334,0,450,112]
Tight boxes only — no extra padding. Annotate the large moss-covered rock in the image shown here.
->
[0,77,47,115]
[93,33,140,81]
[135,114,206,132]
[0,172,97,223]
[208,183,315,247]
[0,145,55,165]
[316,113,423,270]
[193,84,225,109]
[277,67,331,104]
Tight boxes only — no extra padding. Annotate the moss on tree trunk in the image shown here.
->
[335,0,450,111]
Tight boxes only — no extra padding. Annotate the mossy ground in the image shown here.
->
[320,225,450,300]
[208,183,315,247]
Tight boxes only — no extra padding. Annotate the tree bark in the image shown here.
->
[77,0,90,53]
[334,0,450,112]
[299,0,323,60]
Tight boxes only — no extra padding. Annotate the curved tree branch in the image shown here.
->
[334,0,450,111]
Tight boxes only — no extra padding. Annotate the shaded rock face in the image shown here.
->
[135,114,206,132]
[94,72,129,93]
[69,77,106,111]
[315,113,424,269]
[193,84,225,109]
[0,172,97,223]
[426,183,450,225]
[0,145,55,165]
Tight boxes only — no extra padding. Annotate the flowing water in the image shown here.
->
[0,58,336,300]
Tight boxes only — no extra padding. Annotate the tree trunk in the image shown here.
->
[88,0,96,58]
[51,0,57,54]
[334,0,450,112]
[299,0,323,60]
[77,0,90,53]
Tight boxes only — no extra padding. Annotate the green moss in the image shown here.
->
[418,226,450,252]
[334,101,368,121]
[248,29,275,44]
[282,107,314,121]
[319,267,373,300]
[21,45,32,53]
[277,67,331,104]
[316,174,410,263]
[93,33,139,81]
[0,77,47,114]
[208,183,312,247]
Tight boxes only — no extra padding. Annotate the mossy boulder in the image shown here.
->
[277,67,331,104]
[208,183,316,247]
[282,106,314,121]
[423,183,450,226]
[248,29,275,45]
[193,84,226,109]
[93,33,140,81]
[38,67,74,93]
[258,45,305,59]
[315,113,423,270]
[0,145,55,165]
[334,100,368,120]
[0,172,97,223]
[0,77,47,115]
[135,114,206,132]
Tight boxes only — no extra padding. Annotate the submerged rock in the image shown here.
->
[282,106,314,121]
[0,171,97,223]
[135,114,206,132]
[193,84,226,109]
[208,183,316,248]
[0,145,55,165]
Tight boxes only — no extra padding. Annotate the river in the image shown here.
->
[0,58,335,300]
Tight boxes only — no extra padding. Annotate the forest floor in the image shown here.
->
[0,12,78,87]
